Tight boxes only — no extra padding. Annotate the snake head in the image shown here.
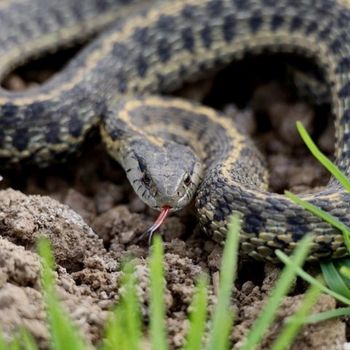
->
[121,137,202,211]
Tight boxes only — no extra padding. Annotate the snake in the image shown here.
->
[1,0,350,261]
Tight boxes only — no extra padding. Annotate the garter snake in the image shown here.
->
[1,0,350,261]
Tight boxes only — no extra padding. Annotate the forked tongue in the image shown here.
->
[145,206,170,245]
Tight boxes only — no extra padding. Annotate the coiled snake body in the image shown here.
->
[1,0,350,261]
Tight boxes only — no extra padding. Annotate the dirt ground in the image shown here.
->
[0,48,346,349]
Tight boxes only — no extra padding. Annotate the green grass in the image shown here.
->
[295,121,350,192]
[3,121,350,349]
[205,216,239,350]
[149,236,168,350]
[183,276,208,350]
[240,235,313,350]
[103,262,142,350]
[286,122,350,299]
[270,281,321,350]
[38,238,88,350]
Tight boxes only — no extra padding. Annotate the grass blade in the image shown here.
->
[0,330,7,350]
[276,250,350,306]
[285,191,350,252]
[19,328,39,350]
[103,311,125,350]
[303,307,350,324]
[206,215,240,350]
[122,263,142,350]
[103,262,142,350]
[184,276,208,350]
[149,236,168,350]
[340,265,350,279]
[270,282,321,350]
[296,121,350,192]
[333,260,350,288]
[37,238,87,350]
[8,339,20,350]
[285,191,350,236]
[320,262,350,299]
[241,235,313,350]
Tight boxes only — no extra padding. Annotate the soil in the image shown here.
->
[0,43,345,349]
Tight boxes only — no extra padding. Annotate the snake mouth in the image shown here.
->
[145,206,171,244]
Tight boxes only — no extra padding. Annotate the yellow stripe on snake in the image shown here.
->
[0,0,350,261]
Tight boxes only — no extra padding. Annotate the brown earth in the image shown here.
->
[0,48,345,349]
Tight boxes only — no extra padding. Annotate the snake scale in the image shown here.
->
[1,0,350,261]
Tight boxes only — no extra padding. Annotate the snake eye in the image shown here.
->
[184,173,191,186]
[142,173,152,187]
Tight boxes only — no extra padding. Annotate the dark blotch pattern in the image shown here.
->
[271,14,284,31]
[206,0,223,17]
[94,99,107,116]
[200,25,212,49]
[133,27,151,47]
[223,15,235,42]
[116,72,128,93]
[249,12,263,33]
[68,116,84,138]
[213,190,232,222]
[182,27,195,52]
[19,23,33,38]
[290,16,303,32]
[157,39,171,62]
[71,3,83,20]
[338,82,350,98]
[341,109,350,125]
[109,127,126,140]
[233,0,249,10]
[213,208,226,222]
[319,27,331,40]
[330,38,342,54]
[51,9,65,26]
[106,118,129,141]
[266,197,285,212]
[94,0,109,12]
[344,132,350,143]
[25,102,45,121]
[305,21,318,35]
[45,122,61,144]
[1,103,18,126]
[181,117,192,130]
[35,16,49,32]
[243,210,266,234]
[286,216,309,241]
[157,15,175,33]
[136,56,148,77]
[0,129,4,148]
[181,4,196,19]
[337,10,350,27]
[262,0,275,7]
[12,128,29,152]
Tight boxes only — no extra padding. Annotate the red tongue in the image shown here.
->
[146,206,170,244]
